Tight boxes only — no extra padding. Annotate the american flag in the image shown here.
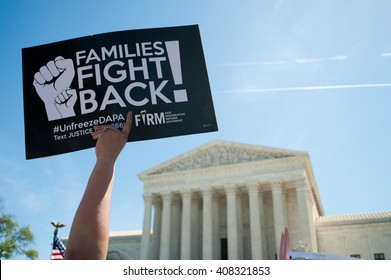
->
[51,235,66,260]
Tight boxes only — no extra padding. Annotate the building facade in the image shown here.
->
[109,140,391,260]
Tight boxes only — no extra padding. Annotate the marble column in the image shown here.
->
[181,191,192,259]
[151,198,162,259]
[140,194,153,259]
[247,183,263,259]
[258,191,266,258]
[271,181,287,255]
[226,185,239,260]
[171,195,181,259]
[212,195,221,260]
[191,195,200,259]
[160,192,172,260]
[295,178,317,252]
[202,189,213,259]
[236,191,244,259]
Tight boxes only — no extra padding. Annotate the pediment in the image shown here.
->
[139,140,307,177]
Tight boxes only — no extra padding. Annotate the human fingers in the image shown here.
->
[38,65,54,82]
[33,61,56,91]
[91,125,118,140]
[54,56,75,92]
[55,91,67,104]
[33,72,46,85]
[91,130,103,140]
[93,124,116,133]
[47,60,60,77]
[92,126,107,139]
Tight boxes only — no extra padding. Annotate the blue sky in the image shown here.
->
[1,0,390,259]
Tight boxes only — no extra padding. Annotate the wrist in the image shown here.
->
[95,156,117,168]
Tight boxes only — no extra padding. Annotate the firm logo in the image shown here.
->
[134,110,165,127]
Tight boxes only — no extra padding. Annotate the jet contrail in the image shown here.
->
[216,83,391,93]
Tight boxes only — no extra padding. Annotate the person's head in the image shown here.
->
[106,250,131,260]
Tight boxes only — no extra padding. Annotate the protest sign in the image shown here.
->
[22,25,217,159]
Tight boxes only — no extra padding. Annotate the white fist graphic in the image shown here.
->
[33,56,77,121]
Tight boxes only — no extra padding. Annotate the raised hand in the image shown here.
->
[91,112,132,163]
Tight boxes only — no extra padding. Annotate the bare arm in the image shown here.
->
[65,112,132,260]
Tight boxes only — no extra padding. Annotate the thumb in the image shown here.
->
[66,89,78,104]
[122,112,132,136]
[54,56,74,71]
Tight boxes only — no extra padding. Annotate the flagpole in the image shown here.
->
[50,221,66,260]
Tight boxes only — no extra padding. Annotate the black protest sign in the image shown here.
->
[22,25,218,159]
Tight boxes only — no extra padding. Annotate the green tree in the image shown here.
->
[0,200,38,260]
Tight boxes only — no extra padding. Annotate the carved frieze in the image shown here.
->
[148,144,294,175]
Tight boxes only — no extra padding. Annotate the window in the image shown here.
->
[374,253,385,260]
[350,254,361,259]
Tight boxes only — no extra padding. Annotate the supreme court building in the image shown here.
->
[108,140,391,260]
